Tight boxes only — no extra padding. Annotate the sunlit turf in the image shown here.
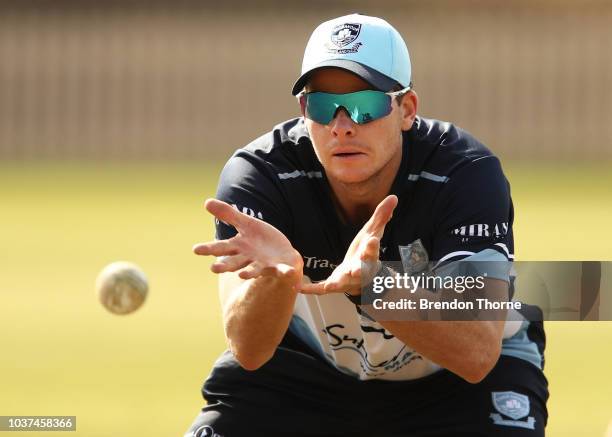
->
[0,160,610,436]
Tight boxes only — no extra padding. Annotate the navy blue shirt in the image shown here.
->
[212,116,544,380]
[216,116,514,276]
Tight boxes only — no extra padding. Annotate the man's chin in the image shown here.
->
[329,170,374,185]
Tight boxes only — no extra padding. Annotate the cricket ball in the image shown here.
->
[96,261,148,315]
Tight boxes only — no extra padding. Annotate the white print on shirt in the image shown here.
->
[452,222,509,238]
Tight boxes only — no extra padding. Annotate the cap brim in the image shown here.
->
[291,59,400,95]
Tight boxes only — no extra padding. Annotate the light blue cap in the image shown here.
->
[292,14,412,95]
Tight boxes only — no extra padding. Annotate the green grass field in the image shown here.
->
[0,161,610,436]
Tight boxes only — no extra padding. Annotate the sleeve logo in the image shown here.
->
[452,222,509,238]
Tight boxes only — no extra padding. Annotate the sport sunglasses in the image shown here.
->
[297,86,411,125]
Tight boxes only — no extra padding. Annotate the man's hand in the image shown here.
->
[193,199,303,370]
[193,199,303,287]
[300,195,398,296]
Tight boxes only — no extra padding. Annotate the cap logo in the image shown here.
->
[330,23,361,47]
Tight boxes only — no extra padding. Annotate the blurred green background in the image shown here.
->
[1,1,611,436]
[1,162,611,437]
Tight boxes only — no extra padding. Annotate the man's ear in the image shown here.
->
[400,90,418,131]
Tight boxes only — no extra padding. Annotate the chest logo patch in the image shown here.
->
[399,239,429,275]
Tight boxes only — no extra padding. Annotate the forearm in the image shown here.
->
[220,273,298,370]
[364,278,507,383]
[379,319,503,383]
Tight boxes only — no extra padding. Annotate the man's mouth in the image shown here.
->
[334,152,364,157]
[332,147,366,158]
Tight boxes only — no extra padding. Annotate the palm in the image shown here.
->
[193,199,303,284]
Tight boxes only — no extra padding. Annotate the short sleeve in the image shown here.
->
[214,151,291,241]
[430,156,514,266]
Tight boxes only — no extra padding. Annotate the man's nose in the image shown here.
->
[330,107,356,137]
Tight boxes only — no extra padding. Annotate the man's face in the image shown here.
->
[303,68,417,185]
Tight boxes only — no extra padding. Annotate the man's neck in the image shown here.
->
[328,155,402,226]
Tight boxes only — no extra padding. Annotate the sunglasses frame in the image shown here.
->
[296,86,412,125]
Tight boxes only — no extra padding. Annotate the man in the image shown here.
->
[186,14,548,437]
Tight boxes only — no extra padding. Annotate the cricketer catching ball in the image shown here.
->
[96,261,148,315]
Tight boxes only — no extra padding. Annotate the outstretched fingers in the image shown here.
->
[205,198,252,231]
[365,195,398,237]
[237,262,300,284]
[210,254,250,273]
[193,238,238,257]
[300,281,327,295]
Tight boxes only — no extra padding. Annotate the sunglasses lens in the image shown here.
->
[301,93,333,124]
[302,91,392,125]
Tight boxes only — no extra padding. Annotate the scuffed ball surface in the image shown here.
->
[96,261,148,315]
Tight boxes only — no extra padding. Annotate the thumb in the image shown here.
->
[367,195,398,236]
